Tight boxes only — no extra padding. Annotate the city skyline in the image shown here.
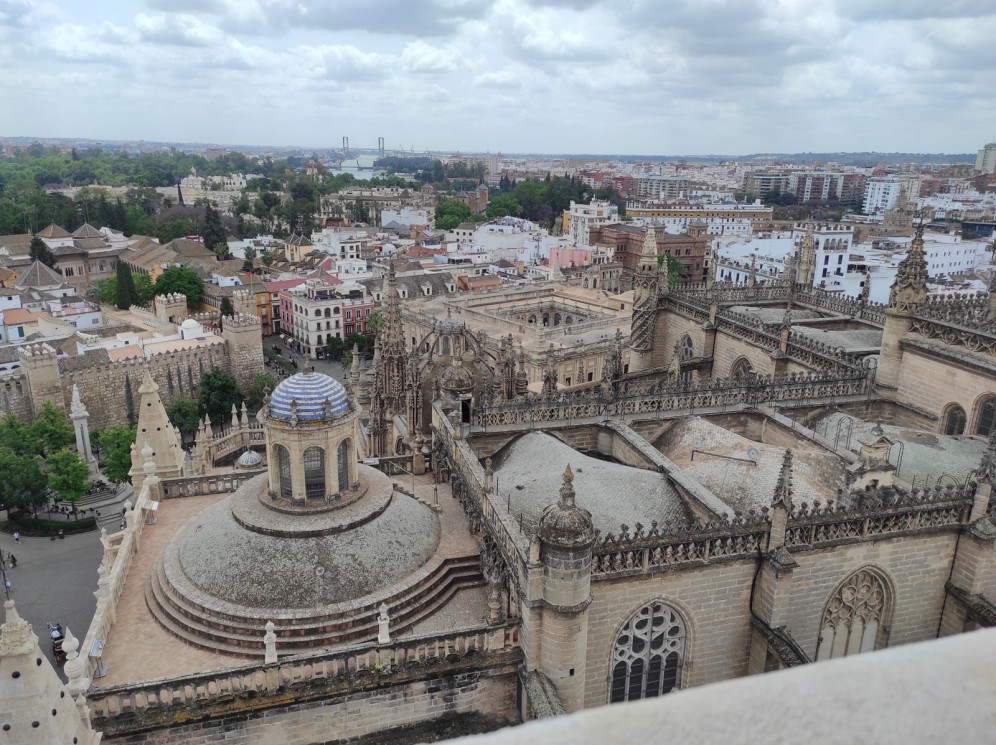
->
[1,1,995,154]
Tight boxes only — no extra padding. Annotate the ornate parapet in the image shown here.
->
[88,622,522,738]
[917,292,994,330]
[908,315,996,359]
[784,485,971,550]
[160,470,264,499]
[944,582,996,628]
[590,517,769,579]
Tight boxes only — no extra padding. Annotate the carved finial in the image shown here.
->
[560,464,576,507]
[772,449,793,510]
[141,441,156,477]
[872,418,884,437]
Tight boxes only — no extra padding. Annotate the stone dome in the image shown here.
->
[436,313,465,334]
[270,372,349,421]
[180,318,200,330]
[236,449,263,468]
[539,465,595,548]
[440,360,474,394]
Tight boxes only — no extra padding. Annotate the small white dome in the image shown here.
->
[181,318,200,330]
[237,449,263,468]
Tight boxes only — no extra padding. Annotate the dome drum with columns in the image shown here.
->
[259,372,358,506]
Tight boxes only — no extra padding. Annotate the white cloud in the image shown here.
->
[402,41,458,73]
[474,70,521,88]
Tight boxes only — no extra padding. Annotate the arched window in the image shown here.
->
[336,439,351,493]
[816,568,891,660]
[679,335,694,360]
[974,396,996,438]
[554,313,562,326]
[275,444,292,498]
[942,404,967,436]
[528,314,537,324]
[730,357,753,380]
[303,447,325,500]
[609,601,685,704]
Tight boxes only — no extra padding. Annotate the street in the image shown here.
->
[262,334,348,383]
[0,529,104,679]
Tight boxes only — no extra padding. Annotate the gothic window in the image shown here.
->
[303,447,325,500]
[815,568,891,660]
[730,357,753,380]
[679,335,694,360]
[275,444,292,498]
[609,601,685,704]
[337,439,351,493]
[942,404,967,436]
[974,397,996,438]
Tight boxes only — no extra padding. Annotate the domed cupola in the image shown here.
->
[439,355,475,397]
[539,464,595,548]
[268,371,350,423]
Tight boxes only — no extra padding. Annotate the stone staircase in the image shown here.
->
[145,552,485,656]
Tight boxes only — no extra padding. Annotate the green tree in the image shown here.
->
[198,367,243,423]
[28,402,74,456]
[0,449,47,516]
[93,425,136,484]
[46,449,92,512]
[367,310,385,337]
[154,266,204,309]
[260,249,274,268]
[435,200,472,230]
[29,236,56,268]
[243,246,257,274]
[165,395,201,440]
[219,296,235,318]
[93,276,117,304]
[133,273,155,305]
[485,194,520,220]
[326,336,345,360]
[115,259,137,309]
[431,160,445,182]
[0,415,32,456]
[243,373,278,413]
[657,253,684,284]
[202,203,228,258]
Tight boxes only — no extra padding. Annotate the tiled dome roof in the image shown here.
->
[270,372,349,421]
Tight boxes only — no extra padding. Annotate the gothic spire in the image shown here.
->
[381,260,405,350]
[559,464,576,507]
[638,226,658,272]
[772,449,794,510]
[796,226,816,285]
[887,221,928,313]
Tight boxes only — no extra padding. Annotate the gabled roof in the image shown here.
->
[161,238,216,260]
[0,234,32,254]
[35,224,71,239]
[71,223,103,239]
[263,278,307,293]
[14,260,67,289]
[2,308,38,325]
[72,237,109,251]
[287,234,313,247]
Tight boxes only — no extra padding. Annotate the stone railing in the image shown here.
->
[590,518,769,579]
[472,370,869,430]
[88,622,521,731]
[917,292,994,331]
[160,470,265,499]
[784,487,972,550]
[908,315,996,359]
[433,404,529,586]
[78,476,156,685]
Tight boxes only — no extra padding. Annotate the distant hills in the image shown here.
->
[0,136,976,165]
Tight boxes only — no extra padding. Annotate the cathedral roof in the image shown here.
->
[270,371,350,421]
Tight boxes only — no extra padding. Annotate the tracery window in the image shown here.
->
[974,397,996,438]
[815,568,891,660]
[275,444,292,499]
[730,357,753,380]
[942,404,967,436]
[609,601,685,704]
[303,446,325,500]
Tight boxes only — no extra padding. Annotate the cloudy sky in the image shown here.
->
[1,0,994,154]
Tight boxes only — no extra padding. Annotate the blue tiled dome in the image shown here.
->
[269,372,350,421]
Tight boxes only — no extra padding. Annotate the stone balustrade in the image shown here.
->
[87,622,521,730]
[160,471,264,499]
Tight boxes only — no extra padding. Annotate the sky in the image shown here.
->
[1,0,994,155]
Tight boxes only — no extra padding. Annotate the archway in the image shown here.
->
[337,439,351,493]
[942,404,967,436]
[275,444,292,499]
[815,567,892,660]
[303,446,325,500]
[973,396,996,438]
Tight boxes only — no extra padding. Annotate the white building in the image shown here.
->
[380,208,432,229]
[565,200,619,247]
[975,142,996,174]
[862,178,903,215]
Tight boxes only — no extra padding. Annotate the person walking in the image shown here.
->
[8,555,16,568]
[4,579,11,594]
[12,531,19,543]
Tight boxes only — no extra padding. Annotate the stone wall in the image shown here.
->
[584,558,758,707]
[778,531,960,658]
[62,345,231,429]
[0,373,33,421]
[101,663,520,745]
[895,343,996,431]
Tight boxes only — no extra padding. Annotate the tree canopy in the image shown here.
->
[46,449,92,505]
[242,373,278,414]
[93,425,136,484]
[198,367,243,424]
[29,236,56,267]
[165,395,201,438]
[435,200,473,230]
[154,266,204,308]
